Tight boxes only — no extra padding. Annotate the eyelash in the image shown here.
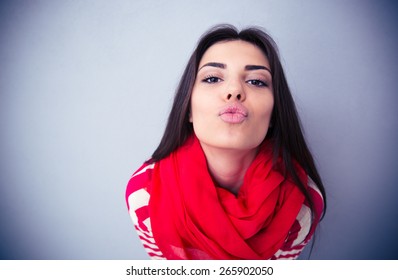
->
[202,75,222,84]
[202,75,268,87]
[247,79,268,87]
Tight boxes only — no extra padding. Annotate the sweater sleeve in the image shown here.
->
[125,162,166,259]
[271,177,324,259]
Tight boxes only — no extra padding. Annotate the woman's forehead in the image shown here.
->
[199,40,270,68]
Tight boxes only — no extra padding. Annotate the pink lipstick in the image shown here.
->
[219,103,248,124]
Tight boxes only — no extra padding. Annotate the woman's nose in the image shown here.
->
[226,93,243,101]
[224,81,246,102]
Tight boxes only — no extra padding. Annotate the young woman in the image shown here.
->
[126,24,326,260]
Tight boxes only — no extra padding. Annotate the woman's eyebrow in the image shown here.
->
[198,62,226,71]
[245,65,271,74]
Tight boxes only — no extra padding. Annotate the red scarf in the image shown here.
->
[149,136,306,259]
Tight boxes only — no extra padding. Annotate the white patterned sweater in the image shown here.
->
[126,162,324,260]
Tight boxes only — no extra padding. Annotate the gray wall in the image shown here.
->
[1,0,397,259]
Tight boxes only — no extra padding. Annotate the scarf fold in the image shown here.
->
[149,135,307,259]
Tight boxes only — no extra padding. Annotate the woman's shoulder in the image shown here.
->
[125,161,156,203]
[272,176,324,259]
[125,161,157,215]
[299,176,324,235]
[125,161,166,259]
[306,176,325,220]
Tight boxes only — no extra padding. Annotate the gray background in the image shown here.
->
[1,0,397,259]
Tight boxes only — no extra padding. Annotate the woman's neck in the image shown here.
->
[201,144,258,195]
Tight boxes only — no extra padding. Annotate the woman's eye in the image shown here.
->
[202,76,222,83]
[247,79,267,87]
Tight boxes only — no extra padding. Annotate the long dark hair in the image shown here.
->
[149,24,326,219]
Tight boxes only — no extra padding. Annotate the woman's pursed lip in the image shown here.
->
[219,103,248,124]
[219,103,248,116]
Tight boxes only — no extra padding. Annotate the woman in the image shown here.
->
[126,24,326,260]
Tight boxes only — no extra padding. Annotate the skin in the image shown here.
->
[190,40,274,194]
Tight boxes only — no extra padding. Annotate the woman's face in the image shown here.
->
[190,40,274,152]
